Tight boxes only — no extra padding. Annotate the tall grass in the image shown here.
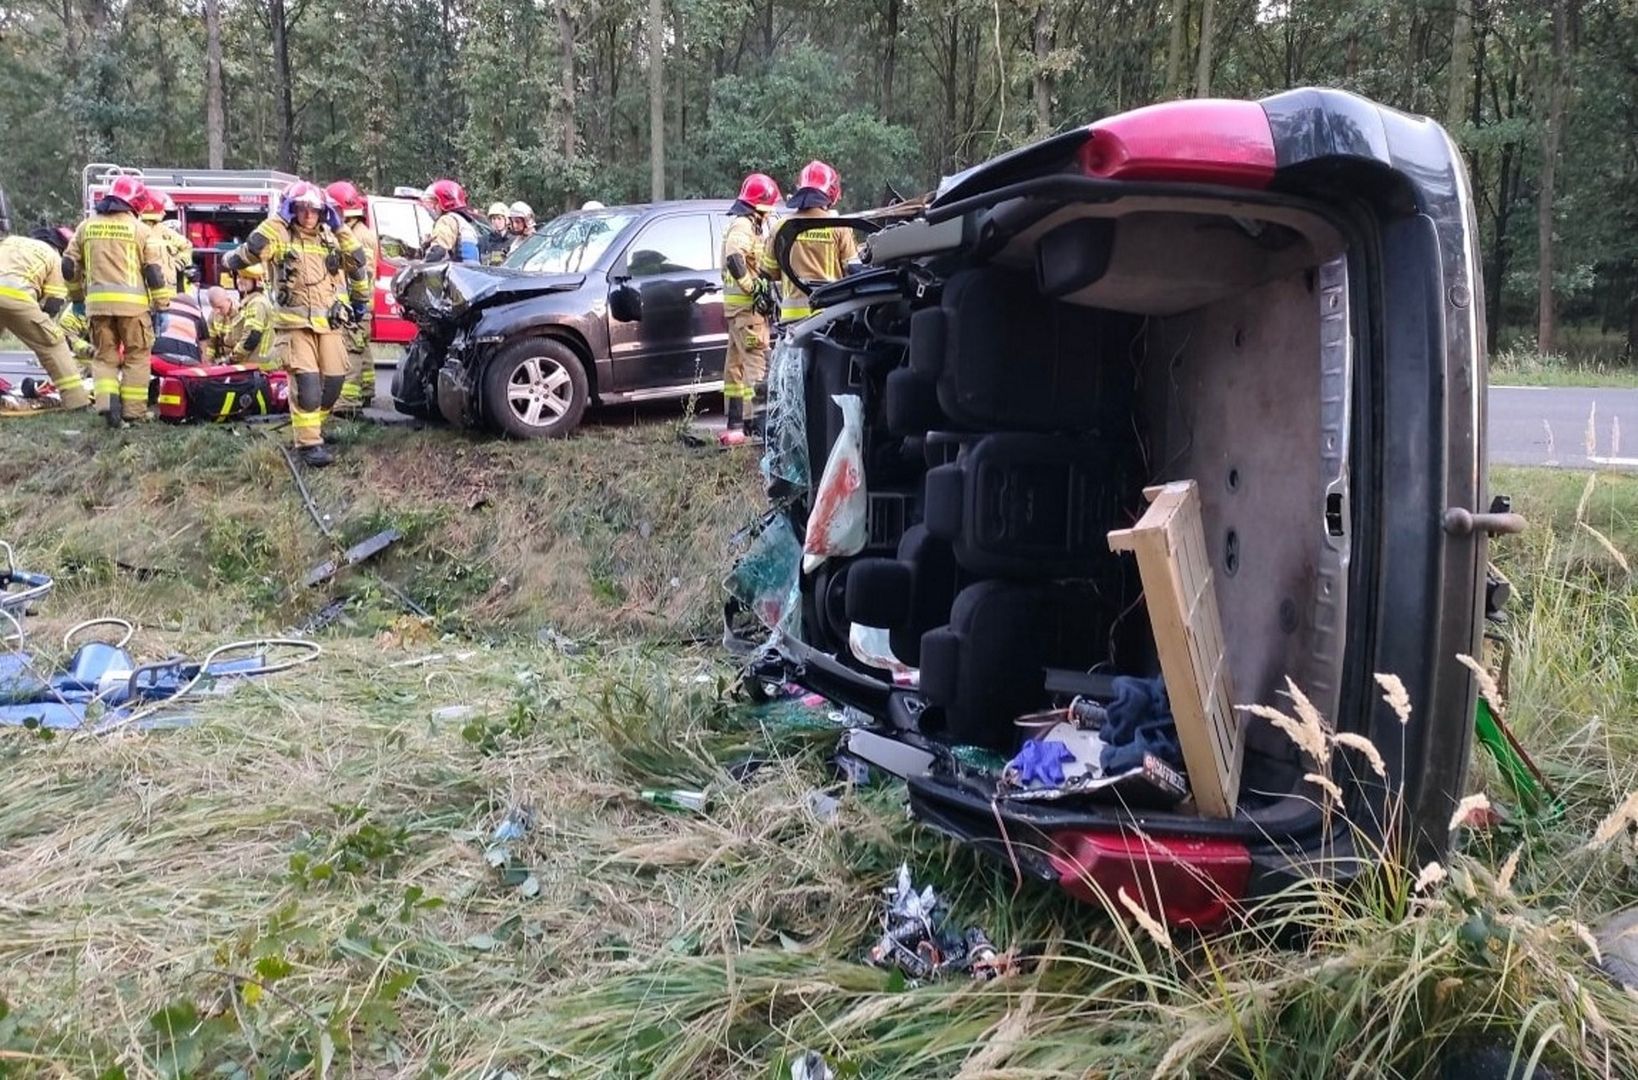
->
[2,423,1637,1076]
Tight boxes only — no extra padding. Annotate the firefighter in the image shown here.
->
[487,202,510,233]
[767,160,859,323]
[719,172,781,446]
[507,201,535,254]
[140,191,195,292]
[325,180,378,413]
[204,287,238,361]
[222,180,370,466]
[227,264,275,369]
[425,179,480,263]
[65,174,173,424]
[0,199,92,411]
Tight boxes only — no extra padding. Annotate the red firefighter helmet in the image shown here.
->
[106,175,150,212]
[426,178,468,213]
[326,180,367,216]
[139,190,176,221]
[795,160,841,206]
[735,173,781,212]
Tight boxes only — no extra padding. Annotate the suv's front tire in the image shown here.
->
[482,337,589,439]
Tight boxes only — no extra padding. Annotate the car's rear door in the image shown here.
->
[605,211,726,392]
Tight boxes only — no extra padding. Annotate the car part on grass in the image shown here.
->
[723,513,803,636]
[865,863,1013,983]
[303,527,403,587]
[279,445,431,621]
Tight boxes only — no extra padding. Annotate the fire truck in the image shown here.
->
[81,163,436,346]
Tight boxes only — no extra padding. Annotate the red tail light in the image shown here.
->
[1049,829,1251,931]
[1080,99,1276,189]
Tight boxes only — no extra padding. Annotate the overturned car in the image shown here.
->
[731,89,1515,928]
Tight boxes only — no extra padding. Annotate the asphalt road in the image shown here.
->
[2,349,1633,468]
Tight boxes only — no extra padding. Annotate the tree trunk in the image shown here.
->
[555,0,577,169]
[1536,0,1568,354]
[1164,0,1188,98]
[648,0,664,200]
[1032,1,1053,134]
[270,0,296,172]
[1194,0,1216,96]
[882,0,900,117]
[1445,0,1472,132]
[204,0,226,168]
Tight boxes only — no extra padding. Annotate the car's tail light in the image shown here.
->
[1079,99,1276,189]
[1049,829,1252,931]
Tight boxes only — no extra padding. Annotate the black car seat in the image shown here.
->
[919,581,1109,748]
[908,266,1112,432]
[922,432,1135,579]
[844,525,962,668]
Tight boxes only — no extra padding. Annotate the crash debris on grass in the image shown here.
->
[865,863,1014,984]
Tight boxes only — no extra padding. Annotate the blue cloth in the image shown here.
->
[1099,675,1184,775]
[1007,738,1075,787]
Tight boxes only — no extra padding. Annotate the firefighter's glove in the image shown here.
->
[324,250,342,275]
[328,300,352,327]
[351,300,370,322]
[751,279,778,318]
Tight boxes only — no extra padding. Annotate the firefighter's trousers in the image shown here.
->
[278,327,348,448]
[724,308,769,412]
[90,314,154,419]
[0,297,91,409]
[337,322,375,410]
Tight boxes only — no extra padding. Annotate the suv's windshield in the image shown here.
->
[506,210,640,273]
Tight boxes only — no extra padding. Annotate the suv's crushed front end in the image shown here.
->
[728,88,1490,928]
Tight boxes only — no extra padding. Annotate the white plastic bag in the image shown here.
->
[801,393,866,573]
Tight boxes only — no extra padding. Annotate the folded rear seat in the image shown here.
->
[845,525,962,668]
[919,581,1108,748]
[923,433,1134,579]
[909,267,1112,432]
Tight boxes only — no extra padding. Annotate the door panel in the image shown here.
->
[606,213,727,391]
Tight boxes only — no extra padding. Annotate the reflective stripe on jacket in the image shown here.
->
[70,212,172,316]
[227,218,370,333]
[767,208,858,320]
[721,214,767,311]
[0,236,68,306]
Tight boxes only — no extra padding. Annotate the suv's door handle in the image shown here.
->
[1443,508,1528,537]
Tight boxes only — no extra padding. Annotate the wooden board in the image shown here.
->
[1108,481,1244,818]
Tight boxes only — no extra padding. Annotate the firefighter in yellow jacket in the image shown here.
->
[65,175,173,425]
[719,172,782,446]
[766,160,859,323]
[223,180,370,466]
[139,190,195,291]
[0,196,92,411]
[325,181,377,413]
[228,264,275,369]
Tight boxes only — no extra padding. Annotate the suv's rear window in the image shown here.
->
[508,210,641,273]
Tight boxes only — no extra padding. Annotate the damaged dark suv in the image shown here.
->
[732,89,1516,929]
[392,202,736,438]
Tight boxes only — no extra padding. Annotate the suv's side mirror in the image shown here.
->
[609,280,643,322]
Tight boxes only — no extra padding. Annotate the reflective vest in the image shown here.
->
[431,212,480,263]
[70,210,172,316]
[0,236,67,307]
[230,217,369,333]
[767,208,858,320]
[721,214,767,312]
[154,292,207,363]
